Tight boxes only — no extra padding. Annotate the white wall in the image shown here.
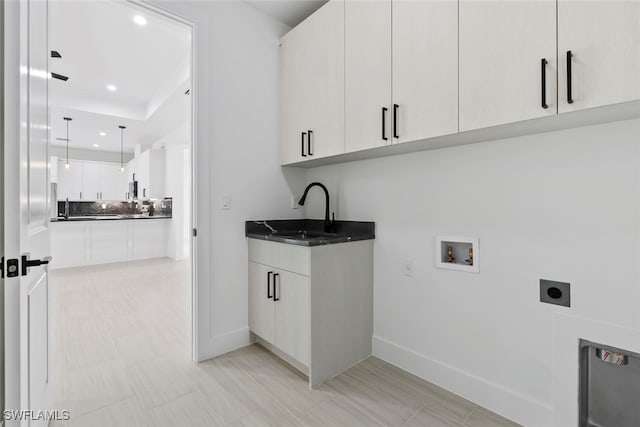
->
[147,0,304,360]
[305,118,640,426]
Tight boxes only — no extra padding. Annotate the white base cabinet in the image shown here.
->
[248,238,373,387]
[50,219,169,269]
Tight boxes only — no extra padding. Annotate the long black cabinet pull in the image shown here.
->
[541,58,548,109]
[273,273,280,301]
[307,130,313,156]
[393,104,399,138]
[267,271,273,299]
[382,107,388,141]
[301,132,307,157]
[566,51,574,104]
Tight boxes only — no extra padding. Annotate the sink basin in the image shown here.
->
[245,220,375,247]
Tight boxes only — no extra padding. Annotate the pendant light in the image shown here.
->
[119,125,126,172]
[63,117,72,168]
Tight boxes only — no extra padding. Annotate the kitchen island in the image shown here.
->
[51,215,171,269]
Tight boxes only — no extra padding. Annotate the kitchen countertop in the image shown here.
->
[245,219,375,246]
[51,215,172,222]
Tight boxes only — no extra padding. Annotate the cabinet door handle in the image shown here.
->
[273,273,280,301]
[541,58,548,109]
[382,107,388,141]
[393,104,399,138]
[267,271,273,299]
[301,132,307,157]
[80,191,82,200]
[307,130,313,156]
[566,51,574,104]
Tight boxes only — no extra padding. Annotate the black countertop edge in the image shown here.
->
[51,215,172,222]
[245,219,375,246]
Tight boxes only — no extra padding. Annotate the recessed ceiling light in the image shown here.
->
[93,144,99,147]
[99,132,106,136]
[133,15,147,26]
[107,84,117,91]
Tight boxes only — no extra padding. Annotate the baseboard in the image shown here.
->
[197,326,252,362]
[372,335,553,427]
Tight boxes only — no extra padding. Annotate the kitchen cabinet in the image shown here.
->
[51,218,169,269]
[459,0,557,131]
[557,0,640,113]
[57,159,125,201]
[344,0,391,152]
[281,0,344,164]
[391,0,458,143]
[130,149,165,199]
[332,0,459,153]
[248,238,373,386]
[57,159,84,200]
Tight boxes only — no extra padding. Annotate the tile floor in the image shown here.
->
[50,257,521,427]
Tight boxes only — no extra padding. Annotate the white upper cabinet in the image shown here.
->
[557,0,640,113]
[392,0,458,143]
[344,0,392,152]
[281,0,345,164]
[459,0,557,131]
[57,160,84,200]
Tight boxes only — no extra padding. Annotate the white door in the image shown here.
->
[345,0,392,153]
[57,159,82,201]
[459,0,557,131]
[4,0,52,425]
[392,0,458,143]
[82,162,100,201]
[557,0,640,112]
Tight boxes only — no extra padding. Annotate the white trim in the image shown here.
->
[197,327,252,362]
[372,335,553,427]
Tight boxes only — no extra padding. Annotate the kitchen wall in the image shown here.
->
[50,145,134,163]
[305,118,640,426]
[164,144,190,260]
[148,0,304,360]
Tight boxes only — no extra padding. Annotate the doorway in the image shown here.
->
[46,0,195,420]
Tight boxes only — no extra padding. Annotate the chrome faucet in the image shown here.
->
[254,220,277,234]
[298,182,335,232]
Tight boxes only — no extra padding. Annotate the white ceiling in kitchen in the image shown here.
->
[245,0,328,28]
[49,0,191,153]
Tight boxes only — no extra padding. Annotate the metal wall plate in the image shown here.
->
[540,279,570,307]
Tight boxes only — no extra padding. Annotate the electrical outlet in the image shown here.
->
[403,260,414,277]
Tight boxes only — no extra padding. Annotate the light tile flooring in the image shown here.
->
[51,258,520,427]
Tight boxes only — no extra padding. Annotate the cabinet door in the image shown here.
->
[99,163,122,201]
[459,0,557,131]
[57,159,83,200]
[281,0,345,164]
[392,0,458,143]
[82,162,100,201]
[345,0,391,153]
[558,0,640,112]
[274,270,310,366]
[248,262,275,343]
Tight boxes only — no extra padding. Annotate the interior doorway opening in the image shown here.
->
[47,0,196,418]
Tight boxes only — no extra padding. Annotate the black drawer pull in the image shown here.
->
[301,132,307,157]
[541,58,548,109]
[382,107,388,141]
[307,130,313,156]
[267,271,273,299]
[566,50,574,104]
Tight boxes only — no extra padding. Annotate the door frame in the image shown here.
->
[126,0,200,362]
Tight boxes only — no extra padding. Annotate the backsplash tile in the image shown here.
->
[57,198,172,217]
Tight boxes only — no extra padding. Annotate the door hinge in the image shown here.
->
[192,228,197,237]
[1,256,21,278]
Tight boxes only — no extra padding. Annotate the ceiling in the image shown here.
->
[245,0,328,27]
[49,0,191,153]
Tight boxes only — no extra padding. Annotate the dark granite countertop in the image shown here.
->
[51,215,172,222]
[246,219,375,246]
